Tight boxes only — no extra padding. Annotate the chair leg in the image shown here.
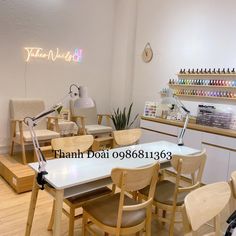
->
[21,143,27,165]
[169,210,175,236]
[82,212,88,236]
[162,210,166,226]
[47,200,55,231]
[145,207,152,236]
[10,140,14,156]
[68,208,75,236]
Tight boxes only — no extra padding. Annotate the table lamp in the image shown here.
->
[23,84,94,189]
[161,89,190,146]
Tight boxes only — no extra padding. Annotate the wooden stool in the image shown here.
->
[92,137,113,151]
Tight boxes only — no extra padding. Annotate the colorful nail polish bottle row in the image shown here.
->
[169,79,236,87]
[175,89,236,98]
[179,68,236,74]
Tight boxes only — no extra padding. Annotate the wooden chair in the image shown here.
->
[138,150,206,236]
[182,182,231,236]
[229,171,236,212]
[113,128,142,147]
[70,99,112,137]
[48,135,113,236]
[82,162,160,236]
[9,99,60,164]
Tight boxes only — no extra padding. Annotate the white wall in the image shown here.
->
[0,0,115,151]
[132,0,236,116]
[110,0,137,109]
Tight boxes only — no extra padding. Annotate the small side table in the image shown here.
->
[92,136,113,151]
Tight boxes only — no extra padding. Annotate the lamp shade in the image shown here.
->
[74,86,95,108]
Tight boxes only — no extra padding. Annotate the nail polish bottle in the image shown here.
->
[191,69,195,74]
[208,69,211,74]
[188,69,191,74]
[227,68,230,74]
[196,69,199,74]
[232,68,235,73]
[222,68,226,74]
[217,68,221,74]
[213,68,216,74]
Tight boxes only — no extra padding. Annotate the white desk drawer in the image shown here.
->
[140,120,178,136]
[202,132,236,150]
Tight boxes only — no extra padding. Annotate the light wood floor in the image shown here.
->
[0,175,232,236]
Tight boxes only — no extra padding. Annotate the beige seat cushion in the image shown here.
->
[65,187,112,207]
[16,130,60,142]
[83,193,146,228]
[85,125,112,135]
[139,180,188,206]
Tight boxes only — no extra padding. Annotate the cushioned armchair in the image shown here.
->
[9,99,60,164]
[70,99,112,137]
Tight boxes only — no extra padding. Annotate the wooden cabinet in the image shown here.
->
[228,151,236,180]
[179,129,202,150]
[139,129,177,144]
[202,144,230,184]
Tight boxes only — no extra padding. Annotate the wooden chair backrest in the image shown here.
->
[183,182,231,235]
[171,150,206,185]
[10,99,46,130]
[111,162,159,231]
[113,128,142,147]
[231,171,236,199]
[51,135,94,154]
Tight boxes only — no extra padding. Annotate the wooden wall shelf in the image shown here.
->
[161,93,236,100]
[169,84,236,89]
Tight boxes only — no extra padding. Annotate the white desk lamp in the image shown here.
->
[161,89,190,146]
[23,84,94,189]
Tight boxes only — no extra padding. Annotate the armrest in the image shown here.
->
[97,114,111,126]
[11,119,23,123]
[47,116,60,131]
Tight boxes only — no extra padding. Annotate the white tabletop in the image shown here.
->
[29,141,199,190]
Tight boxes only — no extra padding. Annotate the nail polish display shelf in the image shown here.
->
[161,93,236,100]
[177,73,236,76]
[169,84,236,89]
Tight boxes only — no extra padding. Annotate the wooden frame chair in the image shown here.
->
[229,171,236,212]
[9,99,60,164]
[82,162,160,236]
[48,135,114,236]
[182,182,231,236]
[113,128,142,148]
[70,99,112,137]
[138,150,206,236]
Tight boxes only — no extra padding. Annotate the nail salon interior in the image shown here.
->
[0,1,236,236]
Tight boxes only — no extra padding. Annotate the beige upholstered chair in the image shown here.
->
[138,150,206,236]
[9,99,60,164]
[82,162,159,236]
[113,128,142,148]
[182,182,231,236]
[229,171,236,212]
[70,99,112,137]
[48,135,113,236]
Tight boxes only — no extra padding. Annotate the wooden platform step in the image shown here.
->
[0,155,34,193]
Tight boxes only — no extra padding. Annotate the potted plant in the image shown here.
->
[110,103,139,130]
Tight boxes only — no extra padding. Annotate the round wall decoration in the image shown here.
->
[142,42,153,63]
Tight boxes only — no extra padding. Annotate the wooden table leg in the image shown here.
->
[25,175,39,236]
[53,189,64,236]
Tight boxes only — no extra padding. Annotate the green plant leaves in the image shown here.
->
[110,103,139,130]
